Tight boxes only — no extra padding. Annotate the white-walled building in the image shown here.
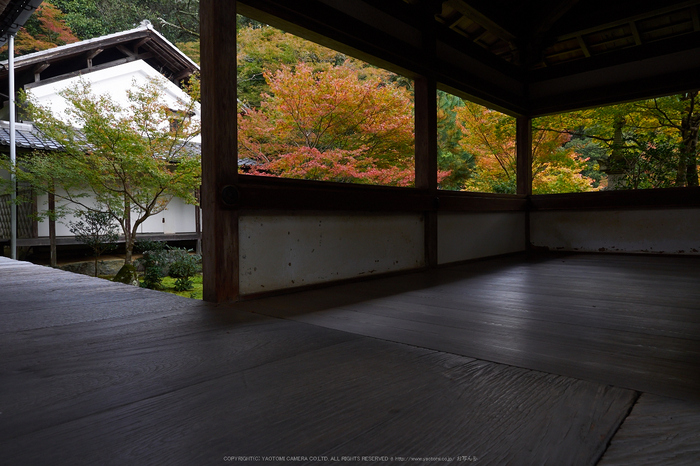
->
[0,21,201,252]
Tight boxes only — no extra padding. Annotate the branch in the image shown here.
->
[158,17,199,38]
[647,99,682,131]
[533,126,615,144]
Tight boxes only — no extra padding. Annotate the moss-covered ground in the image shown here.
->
[159,274,203,300]
[99,273,203,300]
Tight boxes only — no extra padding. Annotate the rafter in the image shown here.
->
[557,0,700,41]
[576,35,590,57]
[33,62,49,82]
[629,21,642,46]
[531,0,581,39]
[445,0,516,44]
[133,37,151,53]
[86,48,103,69]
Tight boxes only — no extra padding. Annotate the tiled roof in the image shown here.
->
[0,124,259,167]
[0,125,63,151]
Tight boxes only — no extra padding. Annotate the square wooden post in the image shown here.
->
[201,0,240,302]
[516,116,532,196]
[415,2,439,268]
[48,191,56,267]
[516,115,532,249]
[415,76,438,267]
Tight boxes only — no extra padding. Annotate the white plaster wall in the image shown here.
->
[37,190,99,236]
[138,197,197,234]
[239,214,424,294]
[437,212,526,264]
[36,190,196,236]
[530,209,700,254]
[26,60,201,142]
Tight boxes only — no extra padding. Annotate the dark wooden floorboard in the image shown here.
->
[249,253,700,401]
[2,334,636,465]
[599,393,700,465]
[2,254,700,464]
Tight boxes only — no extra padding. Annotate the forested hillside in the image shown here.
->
[1,0,199,62]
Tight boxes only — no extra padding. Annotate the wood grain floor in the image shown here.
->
[247,253,700,401]
[1,253,699,465]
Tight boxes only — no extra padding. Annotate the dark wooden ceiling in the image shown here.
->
[433,0,700,68]
[239,0,700,117]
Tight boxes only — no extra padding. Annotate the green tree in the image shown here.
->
[49,0,147,39]
[8,77,201,265]
[68,210,119,277]
[50,0,199,43]
[638,92,700,187]
[436,91,475,190]
[536,95,700,190]
[237,22,351,108]
[156,0,199,39]
[456,102,596,194]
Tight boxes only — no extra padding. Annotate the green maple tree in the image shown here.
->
[6,77,201,265]
[536,94,700,190]
[454,101,596,194]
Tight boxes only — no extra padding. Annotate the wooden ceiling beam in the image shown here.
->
[173,69,193,81]
[445,0,516,44]
[576,35,591,57]
[86,48,103,60]
[133,37,151,53]
[629,21,642,45]
[531,0,581,39]
[116,45,136,58]
[556,0,700,41]
[86,48,103,69]
[447,16,463,30]
[32,62,49,82]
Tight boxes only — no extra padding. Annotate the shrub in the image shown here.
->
[169,250,201,291]
[135,242,201,291]
[136,241,167,290]
[68,210,118,277]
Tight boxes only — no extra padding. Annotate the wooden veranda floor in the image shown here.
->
[2,253,699,465]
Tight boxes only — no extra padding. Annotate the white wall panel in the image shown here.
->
[438,212,526,264]
[531,209,700,254]
[239,214,424,294]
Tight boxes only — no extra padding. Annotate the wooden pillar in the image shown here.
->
[516,115,532,249]
[195,203,202,256]
[415,2,439,269]
[201,0,240,302]
[516,116,532,196]
[415,77,438,267]
[48,192,56,267]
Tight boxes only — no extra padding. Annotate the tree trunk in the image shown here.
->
[195,188,201,255]
[606,116,626,189]
[686,113,700,187]
[48,191,57,268]
[124,196,133,265]
[677,92,700,187]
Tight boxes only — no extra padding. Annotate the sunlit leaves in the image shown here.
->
[455,103,596,194]
[536,93,700,189]
[238,62,416,186]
